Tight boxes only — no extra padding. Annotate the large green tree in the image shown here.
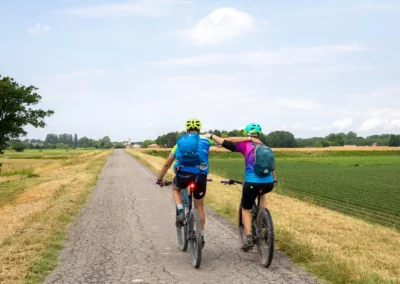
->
[0,76,54,154]
[326,133,345,146]
[265,131,296,148]
[141,139,156,148]
[11,140,26,152]
[388,134,400,147]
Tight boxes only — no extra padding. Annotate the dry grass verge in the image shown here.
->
[0,150,111,284]
[126,149,400,284]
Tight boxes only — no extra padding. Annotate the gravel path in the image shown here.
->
[45,150,320,284]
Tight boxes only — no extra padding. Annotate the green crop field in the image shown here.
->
[139,149,400,229]
[208,153,400,230]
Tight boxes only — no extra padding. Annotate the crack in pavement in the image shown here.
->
[45,150,320,284]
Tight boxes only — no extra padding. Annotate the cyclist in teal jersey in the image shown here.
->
[205,123,277,249]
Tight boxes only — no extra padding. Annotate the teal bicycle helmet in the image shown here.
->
[243,123,262,136]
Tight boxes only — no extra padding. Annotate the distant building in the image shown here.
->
[133,144,141,148]
[372,143,378,147]
[124,138,132,149]
[148,144,160,148]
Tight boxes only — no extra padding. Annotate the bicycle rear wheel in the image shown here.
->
[256,208,274,267]
[189,208,202,268]
[177,190,189,251]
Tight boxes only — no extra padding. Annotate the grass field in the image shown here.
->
[143,148,400,230]
[209,155,400,230]
[127,149,400,284]
[0,149,111,284]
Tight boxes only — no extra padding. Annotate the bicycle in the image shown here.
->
[165,178,212,268]
[221,179,275,268]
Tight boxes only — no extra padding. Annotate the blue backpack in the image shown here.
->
[252,143,275,176]
[176,133,202,166]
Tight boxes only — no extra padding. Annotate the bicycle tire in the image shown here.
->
[256,208,274,267]
[189,208,202,268]
[238,203,249,251]
[176,224,188,251]
[177,190,190,251]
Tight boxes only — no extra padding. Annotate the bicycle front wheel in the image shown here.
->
[189,208,202,268]
[256,208,274,267]
[238,203,249,251]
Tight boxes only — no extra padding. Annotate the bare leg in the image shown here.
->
[194,198,205,230]
[259,194,267,209]
[242,208,252,235]
[172,184,182,205]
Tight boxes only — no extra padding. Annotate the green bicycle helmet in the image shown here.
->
[185,118,202,131]
[243,123,262,136]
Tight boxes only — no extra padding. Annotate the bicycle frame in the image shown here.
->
[181,188,192,242]
[166,178,211,243]
[251,194,262,241]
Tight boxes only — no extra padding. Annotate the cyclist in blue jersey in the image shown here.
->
[156,118,213,247]
[205,123,276,250]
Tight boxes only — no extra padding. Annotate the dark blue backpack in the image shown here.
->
[176,133,201,166]
[252,143,275,176]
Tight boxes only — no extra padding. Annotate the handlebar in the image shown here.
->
[163,178,213,187]
[221,179,243,185]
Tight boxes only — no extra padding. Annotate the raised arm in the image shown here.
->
[225,136,262,143]
[204,134,237,151]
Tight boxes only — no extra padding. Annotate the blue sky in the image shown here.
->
[1,0,399,141]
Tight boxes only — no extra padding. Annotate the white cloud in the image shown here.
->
[155,44,367,66]
[358,111,400,131]
[388,119,400,129]
[329,118,353,131]
[27,22,51,36]
[358,118,387,131]
[66,0,188,18]
[277,98,321,111]
[358,4,400,11]
[180,8,258,46]
[369,86,400,98]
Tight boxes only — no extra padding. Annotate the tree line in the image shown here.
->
[44,134,118,149]
[141,129,400,148]
[45,133,78,148]
[296,132,400,147]
[7,134,129,152]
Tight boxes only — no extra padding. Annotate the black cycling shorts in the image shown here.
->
[241,182,274,210]
[173,171,207,200]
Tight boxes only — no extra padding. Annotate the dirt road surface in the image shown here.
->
[45,150,319,284]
